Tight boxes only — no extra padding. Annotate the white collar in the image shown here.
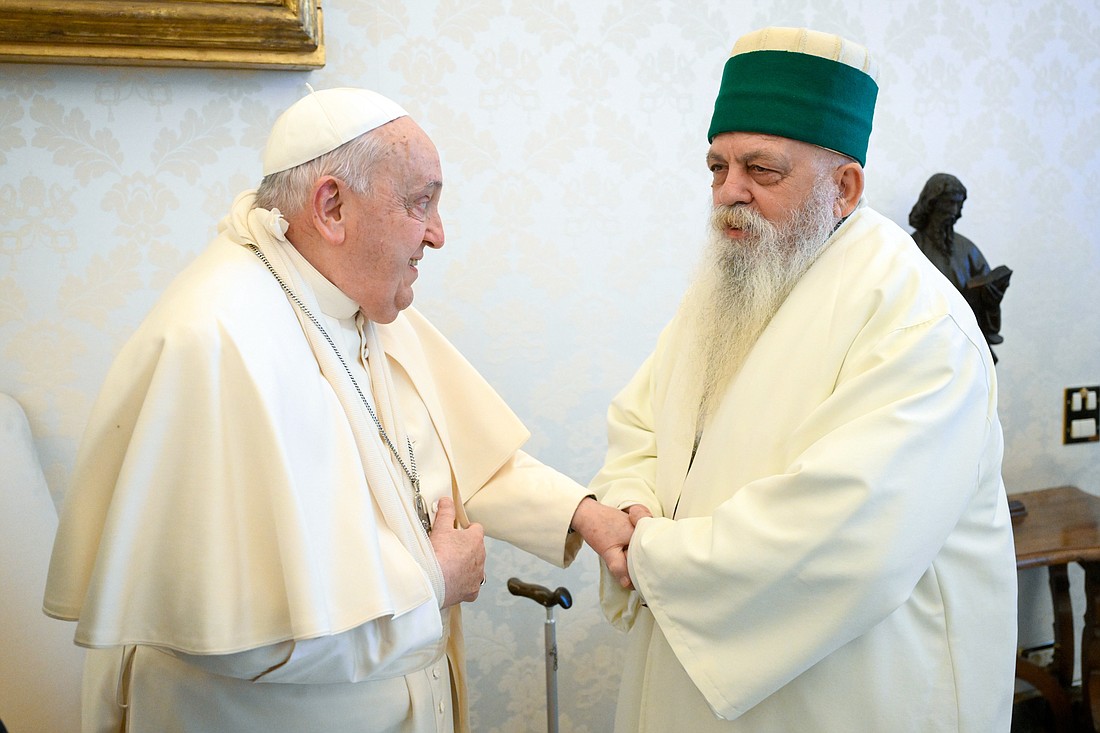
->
[281,241,361,321]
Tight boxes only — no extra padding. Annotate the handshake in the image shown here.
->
[569,497,653,590]
[429,495,651,608]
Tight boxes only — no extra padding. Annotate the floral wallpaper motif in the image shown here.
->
[2,0,1099,729]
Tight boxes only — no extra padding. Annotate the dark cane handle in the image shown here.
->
[507,577,573,609]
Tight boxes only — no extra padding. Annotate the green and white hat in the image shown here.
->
[708,27,879,166]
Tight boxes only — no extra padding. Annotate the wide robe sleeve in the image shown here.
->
[598,209,1006,721]
[592,323,698,631]
[593,352,665,517]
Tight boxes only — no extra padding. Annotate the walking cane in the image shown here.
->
[507,577,572,733]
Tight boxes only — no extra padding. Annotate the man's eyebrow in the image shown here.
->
[737,149,787,166]
[705,149,789,169]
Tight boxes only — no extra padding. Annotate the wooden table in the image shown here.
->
[1013,486,1100,732]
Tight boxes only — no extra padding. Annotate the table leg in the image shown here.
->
[1050,564,1075,688]
[1080,561,1100,732]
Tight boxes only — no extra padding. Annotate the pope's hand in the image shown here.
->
[429,497,486,608]
[570,497,637,589]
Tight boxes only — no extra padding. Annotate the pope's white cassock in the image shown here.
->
[594,205,1019,732]
[43,192,589,733]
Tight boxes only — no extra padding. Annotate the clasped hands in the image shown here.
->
[429,496,653,609]
[570,497,652,590]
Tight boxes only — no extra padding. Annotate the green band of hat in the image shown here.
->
[708,50,878,166]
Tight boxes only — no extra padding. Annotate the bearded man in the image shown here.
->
[592,27,1018,732]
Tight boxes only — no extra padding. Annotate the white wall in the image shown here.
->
[2,0,1098,729]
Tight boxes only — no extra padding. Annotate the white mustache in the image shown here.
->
[710,205,772,236]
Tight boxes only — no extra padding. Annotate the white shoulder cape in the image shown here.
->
[44,214,526,654]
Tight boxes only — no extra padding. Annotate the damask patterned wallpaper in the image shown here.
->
[2,0,1098,730]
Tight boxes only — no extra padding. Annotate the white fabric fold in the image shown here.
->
[231,191,445,605]
[45,191,443,653]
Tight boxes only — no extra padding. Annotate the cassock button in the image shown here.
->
[438,701,445,714]
[432,666,440,679]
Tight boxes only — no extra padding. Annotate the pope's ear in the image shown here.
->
[310,176,346,244]
[834,162,864,218]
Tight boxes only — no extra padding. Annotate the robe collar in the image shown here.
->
[281,242,361,321]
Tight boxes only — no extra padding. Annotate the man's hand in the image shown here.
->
[625,504,653,527]
[429,497,486,608]
[570,497,637,589]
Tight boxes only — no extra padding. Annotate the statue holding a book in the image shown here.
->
[909,173,1011,361]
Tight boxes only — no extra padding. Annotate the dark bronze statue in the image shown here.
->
[909,173,1011,362]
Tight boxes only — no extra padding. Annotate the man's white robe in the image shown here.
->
[594,206,1018,732]
[43,197,587,733]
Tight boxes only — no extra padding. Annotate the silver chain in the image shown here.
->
[248,244,431,534]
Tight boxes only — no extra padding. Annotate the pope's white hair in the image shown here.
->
[254,127,391,217]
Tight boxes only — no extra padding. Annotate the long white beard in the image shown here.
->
[682,176,844,426]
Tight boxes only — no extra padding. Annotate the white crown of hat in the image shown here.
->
[731,26,878,82]
[262,86,408,176]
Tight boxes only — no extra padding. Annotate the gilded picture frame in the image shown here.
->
[0,0,324,70]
